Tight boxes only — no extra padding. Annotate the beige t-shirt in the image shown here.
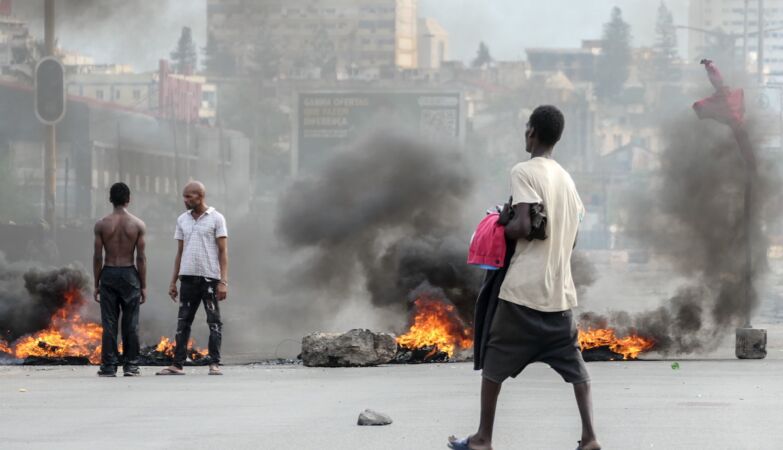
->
[499,157,585,312]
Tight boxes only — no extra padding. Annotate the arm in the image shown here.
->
[216,237,228,301]
[168,240,184,302]
[136,221,147,304]
[93,222,104,303]
[501,202,533,241]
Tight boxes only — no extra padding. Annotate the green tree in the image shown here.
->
[472,41,493,68]
[652,1,680,81]
[202,32,235,76]
[171,26,198,74]
[596,7,632,100]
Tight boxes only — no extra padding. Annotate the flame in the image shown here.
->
[154,336,208,359]
[396,296,473,358]
[3,288,207,364]
[9,289,103,363]
[578,328,655,360]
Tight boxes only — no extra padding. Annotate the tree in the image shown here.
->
[596,7,632,100]
[202,32,235,76]
[472,41,493,68]
[171,26,198,74]
[652,1,680,81]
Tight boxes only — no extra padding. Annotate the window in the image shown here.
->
[96,89,104,100]
[154,177,160,193]
[103,171,110,188]
[133,89,141,100]
[115,90,121,99]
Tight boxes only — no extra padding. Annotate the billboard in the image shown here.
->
[292,90,464,174]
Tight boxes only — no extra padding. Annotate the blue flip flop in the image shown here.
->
[447,436,472,450]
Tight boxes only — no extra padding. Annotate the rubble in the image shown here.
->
[301,329,397,367]
[357,409,392,426]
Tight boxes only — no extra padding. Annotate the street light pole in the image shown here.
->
[758,0,765,84]
[43,0,56,231]
[743,0,750,71]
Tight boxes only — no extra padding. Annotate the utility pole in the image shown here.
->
[743,0,750,71]
[43,0,56,230]
[758,0,765,84]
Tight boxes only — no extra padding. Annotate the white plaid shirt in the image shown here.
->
[174,207,228,280]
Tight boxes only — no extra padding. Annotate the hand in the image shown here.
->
[93,287,100,303]
[168,283,178,302]
[216,283,227,301]
[497,195,514,226]
[140,288,147,305]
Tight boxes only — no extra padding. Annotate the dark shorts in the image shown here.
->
[482,299,590,385]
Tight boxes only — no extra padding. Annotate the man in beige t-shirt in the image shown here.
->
[499,150,585,312]
[449,106,600,450]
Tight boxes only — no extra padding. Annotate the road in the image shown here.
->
[1,325,781,450]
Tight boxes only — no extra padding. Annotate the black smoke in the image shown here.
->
[580,115,782,355]
[276,132,482,319]
[0,253,90,342]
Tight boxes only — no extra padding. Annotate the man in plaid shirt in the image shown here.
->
[157,181,228,376]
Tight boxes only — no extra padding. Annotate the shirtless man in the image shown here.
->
[93,182,147,377]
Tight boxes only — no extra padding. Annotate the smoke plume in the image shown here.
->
[0,253,90,341]
[276,131,482,320]
[580,115,782,355]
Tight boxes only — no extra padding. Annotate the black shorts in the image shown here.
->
[482,299,590,384]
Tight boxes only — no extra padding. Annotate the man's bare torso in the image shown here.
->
[96,211,144,266]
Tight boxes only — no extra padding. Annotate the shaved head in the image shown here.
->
[182,180,207,211]
[184,180,206,197]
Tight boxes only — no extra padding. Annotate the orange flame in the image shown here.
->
[3,288,207,364]
[396,296,473,358]
[578,328,655,360]
[154,336,208,359]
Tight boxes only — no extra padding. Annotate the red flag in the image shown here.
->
[692,59,745,126]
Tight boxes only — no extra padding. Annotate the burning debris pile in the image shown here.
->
[394,287,472,363]
[579,114,782,357]
[578,325,656,361]
[0,256,207,365]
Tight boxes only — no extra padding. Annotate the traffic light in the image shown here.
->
[35,56,65,124]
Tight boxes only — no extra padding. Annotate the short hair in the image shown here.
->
[109,182,130,207]
[529,105,565,147]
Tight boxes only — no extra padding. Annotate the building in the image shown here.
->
[689,0,783,83]
[417,18,447,69]
[0,79,249,225]
[206,0,418,80]
[65,60,217,121]
[525,40,602,84]
[0,15,36,75]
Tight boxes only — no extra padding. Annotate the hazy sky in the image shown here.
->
[19,0,690,71]
[420,0,690,61]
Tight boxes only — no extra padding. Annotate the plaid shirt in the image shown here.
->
[174,207,228,280]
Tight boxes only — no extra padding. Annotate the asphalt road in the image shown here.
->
[1,325,781,450]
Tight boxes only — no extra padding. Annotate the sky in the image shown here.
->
[15,0,690,71]
[419,0,690,62]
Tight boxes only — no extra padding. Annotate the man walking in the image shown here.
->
[157,181,228,376]
[449,106,600,450]
[93,182,146,377]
